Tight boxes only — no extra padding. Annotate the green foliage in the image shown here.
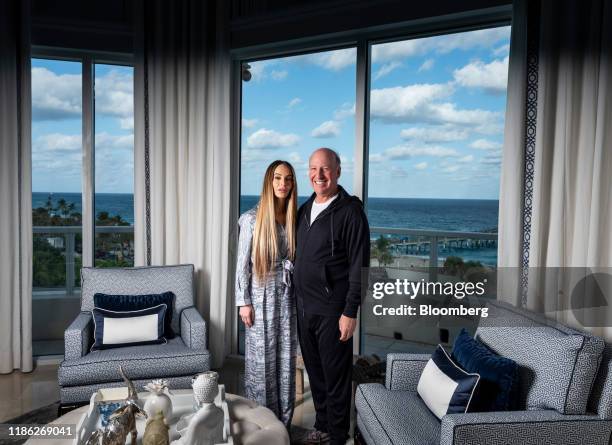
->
[372,235,394,266]
[444,256,486,281]
[33,198,134,288]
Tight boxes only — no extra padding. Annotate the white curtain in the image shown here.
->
[500,0,612,335]
[496,0,528,304]
[134,0,232,368]
[0,0,33,374]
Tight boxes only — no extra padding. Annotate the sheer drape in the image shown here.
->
[499,0,612,336]
[134,0,232,368]
[0,0,33,374]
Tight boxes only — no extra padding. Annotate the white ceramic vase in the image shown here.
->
[192,371,219,406]
[144,392,173,420]
[143,379,173,420]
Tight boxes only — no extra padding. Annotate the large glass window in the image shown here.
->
[238,48,357,353]
[363,26,511,356]
[31,58,83,356]
[94,64,135,268]
[31,57,134,356]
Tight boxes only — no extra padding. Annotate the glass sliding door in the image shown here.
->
[363,26,511,357]
[238,48,357,354]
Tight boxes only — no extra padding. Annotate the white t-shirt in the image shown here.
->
[310,194,338,225]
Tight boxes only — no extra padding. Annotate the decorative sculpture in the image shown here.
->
[143,412,170,445]
[172,402,224,445]
[86,366,147,445]
[144,379,173,420]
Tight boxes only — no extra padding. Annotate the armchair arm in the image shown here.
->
[440,410,612,445]
[385,353,430,391]
[64,312,93,360]
[181,306,207,349]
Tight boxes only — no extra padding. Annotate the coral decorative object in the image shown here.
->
[144,379,173,420]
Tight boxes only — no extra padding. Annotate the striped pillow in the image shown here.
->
[91,304,167,351]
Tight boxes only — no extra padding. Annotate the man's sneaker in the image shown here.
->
[303,429,330,444]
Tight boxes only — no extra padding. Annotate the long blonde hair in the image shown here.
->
[252,160,297,282]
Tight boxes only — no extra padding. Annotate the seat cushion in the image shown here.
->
[59,338,209,387]
[356,383,440,445]
[477,301,604,414]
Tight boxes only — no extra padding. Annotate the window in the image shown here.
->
[94,64,135,268]
[363,26,511,357]
[238,48,357,353]
[31,56,134,356]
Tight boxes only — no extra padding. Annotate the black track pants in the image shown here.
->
[297,310,352,445]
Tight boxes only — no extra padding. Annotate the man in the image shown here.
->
[294,148,370,444]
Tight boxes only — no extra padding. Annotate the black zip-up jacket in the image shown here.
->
[294,185,370,318]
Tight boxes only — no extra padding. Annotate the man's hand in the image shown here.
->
[239,304,254,328]
[339,315,357,342]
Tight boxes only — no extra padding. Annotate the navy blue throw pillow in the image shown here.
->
[94,292,175,338]
[91,304,167,351]
[452,328,519,411]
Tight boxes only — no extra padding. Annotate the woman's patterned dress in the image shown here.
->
[235,207,297,427]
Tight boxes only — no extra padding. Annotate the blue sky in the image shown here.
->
[31,59,134,194]
[241,26,510,199]
[31,25,510,200]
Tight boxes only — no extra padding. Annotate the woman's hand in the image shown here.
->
[239,304,254,328]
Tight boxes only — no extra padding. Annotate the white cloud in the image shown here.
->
[441,165,461,173]
[380,144,459,161]
[119,118,134,130]
[414,162,428,170]
[288,97,302,108]
[453,56,509,94]
[481,153,502,165]
[271,70,288,80]
[493,44,510,57]
[370,83,501,127]
[247,60,272,82]
[311,120,341,138]
[247,128,300,149]
[371,27,511,64]
[400,126,469,143]
[390,166,408,177]
[372,40,421,63]
[434,27,511,53]
[288,152,303,163]
[374,61,402,80]
[458,155,474,163]
[95,132,134,151]
[333,102,355,120]
[418,59,435,72]
[470,139,502,150]
[33,133,81,153]
[242,118,259,128]
[370,83,453,123]
[95,69,134,118]
[301,48,356,71]
[32,67,81,120]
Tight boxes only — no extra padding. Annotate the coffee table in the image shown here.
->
[24,390,289,445]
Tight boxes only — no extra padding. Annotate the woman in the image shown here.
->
[235,160,298,428]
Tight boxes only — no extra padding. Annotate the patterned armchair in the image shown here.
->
[355,301,612,445]
[58,264,210,408]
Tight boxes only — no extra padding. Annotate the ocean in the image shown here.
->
[33,192,499,265]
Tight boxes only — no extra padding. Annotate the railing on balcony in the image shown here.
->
[33,225,134,298]
[370,227,498,280]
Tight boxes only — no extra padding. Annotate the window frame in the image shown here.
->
[230,7,512,355]
[31,47,134,269]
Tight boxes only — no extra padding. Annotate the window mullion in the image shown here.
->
[82,56,95,267]
[354,39,370,356]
